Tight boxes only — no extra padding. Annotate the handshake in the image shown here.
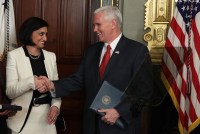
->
[34,76,55,93]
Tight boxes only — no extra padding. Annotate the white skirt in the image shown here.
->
[11,104,57,134]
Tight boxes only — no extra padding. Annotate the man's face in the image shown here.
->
[93,12,113,43]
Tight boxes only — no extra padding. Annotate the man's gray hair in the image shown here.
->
[94,6,122,28]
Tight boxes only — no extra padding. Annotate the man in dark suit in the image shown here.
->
[41,6,154,134]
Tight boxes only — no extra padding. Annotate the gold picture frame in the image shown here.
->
[100,0,119,7]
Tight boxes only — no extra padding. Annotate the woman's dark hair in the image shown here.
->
[19,17,48,46]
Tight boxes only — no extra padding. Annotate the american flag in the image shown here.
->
[161,0,200,134]
[0,0,17,61]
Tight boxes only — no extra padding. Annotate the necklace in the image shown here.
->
[28,52,41,60]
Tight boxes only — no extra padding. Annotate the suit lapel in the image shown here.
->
[94,43,104,84]
[101,36,126,80]
[19,48,34,78]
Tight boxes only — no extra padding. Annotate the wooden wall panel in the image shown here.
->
[13,0,41,35]
[41,0,61,55]
[62,0,84,57]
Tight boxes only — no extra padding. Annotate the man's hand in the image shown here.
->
[98,108,120,125]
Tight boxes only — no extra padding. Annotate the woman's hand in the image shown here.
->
[48,106,59,125]
[0,110,17,117]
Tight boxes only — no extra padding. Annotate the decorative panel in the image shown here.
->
[40,0,61,54]
[58,0,86,64]
[144,0,175,64]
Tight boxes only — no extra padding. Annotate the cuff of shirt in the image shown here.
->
[50,88,56,98]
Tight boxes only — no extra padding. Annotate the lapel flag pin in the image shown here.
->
[115,51,120,54]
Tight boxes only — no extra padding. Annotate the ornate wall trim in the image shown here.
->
[144,0,175,64]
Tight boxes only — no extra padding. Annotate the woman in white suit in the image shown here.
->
[6,17,61,134]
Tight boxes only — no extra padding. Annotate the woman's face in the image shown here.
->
[31,27,48,49]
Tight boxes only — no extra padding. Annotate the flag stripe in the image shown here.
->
[192,19,200,58]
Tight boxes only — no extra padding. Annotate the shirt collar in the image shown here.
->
[104,33,122,51]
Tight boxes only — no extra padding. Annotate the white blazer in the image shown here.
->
[6,47,61,132]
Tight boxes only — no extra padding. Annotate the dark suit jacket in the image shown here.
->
[54,35,154,134]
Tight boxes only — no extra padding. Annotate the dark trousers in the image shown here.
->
[0,116,9,134]
[95,114,100,134]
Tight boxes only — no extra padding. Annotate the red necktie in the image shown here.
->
[100,45,111,79]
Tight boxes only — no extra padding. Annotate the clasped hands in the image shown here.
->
[34,75,54,93]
